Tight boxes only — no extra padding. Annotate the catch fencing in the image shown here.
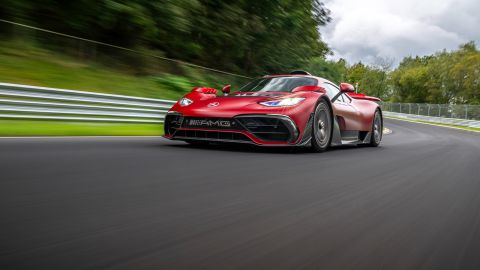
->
[381,102,480,128]
[381,103,480,120]
[0,83,175,123]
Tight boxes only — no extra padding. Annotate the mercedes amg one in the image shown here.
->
[164,71,383,152]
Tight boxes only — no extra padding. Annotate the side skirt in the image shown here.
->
[337,130,372,145]
[330,116,343,146]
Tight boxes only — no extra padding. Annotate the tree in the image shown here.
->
[1,0,331,76]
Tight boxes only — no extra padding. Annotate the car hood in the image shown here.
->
[170,91,301,117]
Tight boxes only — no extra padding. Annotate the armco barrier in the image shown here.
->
[0,83,175,123]
[1,83,478,129]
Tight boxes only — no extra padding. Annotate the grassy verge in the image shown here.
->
[0,39,247,137]
[0,120,163,136]
[0,39,248,100]
[385,116,480,132]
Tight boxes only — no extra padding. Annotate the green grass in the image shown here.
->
[0,40,182,100]
[0,39,250,137]
[0,120,163,136]
[0,39,247,100]
[385,116,480,132]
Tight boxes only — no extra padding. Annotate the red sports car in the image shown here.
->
[164,71,383,152]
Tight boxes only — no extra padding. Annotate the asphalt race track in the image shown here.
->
[1,119,479,270]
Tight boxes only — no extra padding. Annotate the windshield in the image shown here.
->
[238,77,318,93]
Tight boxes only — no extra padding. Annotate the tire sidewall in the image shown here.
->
[311,100,333,152]
[370,110,382,146]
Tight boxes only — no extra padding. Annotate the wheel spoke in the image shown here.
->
[314,105,330,146]
[312,102,331,151]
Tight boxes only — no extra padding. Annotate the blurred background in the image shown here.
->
[0,0,479,136]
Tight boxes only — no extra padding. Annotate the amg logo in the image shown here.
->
[188,119,232,128]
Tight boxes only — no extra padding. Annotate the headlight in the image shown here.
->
[259,97,305,107]
[179,97,193,107]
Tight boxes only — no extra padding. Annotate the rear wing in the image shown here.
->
[347,92,381,102]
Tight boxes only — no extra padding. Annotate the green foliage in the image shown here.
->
[0,0,331,76]
[340,62,390,101]
[0,39,223,100]
[154,74,195,94]
[391,63,430,102]
[2,1,478,105]
[303,58,346,83]
[328,43,480,104]
[390,42,480,104]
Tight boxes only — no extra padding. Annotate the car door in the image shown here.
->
[323,83,361,131]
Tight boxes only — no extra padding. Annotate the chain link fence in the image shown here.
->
[382,103,480,121]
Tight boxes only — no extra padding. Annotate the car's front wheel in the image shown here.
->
[311,100,333,152]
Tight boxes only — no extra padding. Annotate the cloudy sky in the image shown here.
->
[322,0,480,66]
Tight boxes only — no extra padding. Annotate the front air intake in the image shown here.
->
[164,113,183,136]
[236,115,298,142]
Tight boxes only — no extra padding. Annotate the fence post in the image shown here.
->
[465,105,468,120]
[427,104,431,116]
[417,104,420,115]
[408,103,412,114]
[438,104,441,117]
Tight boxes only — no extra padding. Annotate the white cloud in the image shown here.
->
[322,0,480,66]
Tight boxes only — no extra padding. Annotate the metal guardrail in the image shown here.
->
[382,102,480,121]
[0,83,175,123]
[1,83,478,129]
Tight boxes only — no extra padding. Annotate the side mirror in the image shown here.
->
[339,83,355,92]
[291,85,326,93]
[221,85,231,95]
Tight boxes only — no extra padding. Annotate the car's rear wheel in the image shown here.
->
[311,100,332,152]
[369,110,382,147]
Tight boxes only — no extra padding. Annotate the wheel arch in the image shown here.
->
[316,95,334,118]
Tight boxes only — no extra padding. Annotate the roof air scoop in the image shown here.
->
[289,70,311,75]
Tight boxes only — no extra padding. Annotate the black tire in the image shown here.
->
[311,100,333,152]
[369,110,382,147]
